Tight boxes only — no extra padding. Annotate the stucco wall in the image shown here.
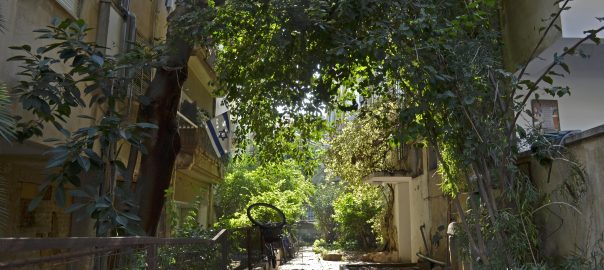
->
[393,148,449,263]
[559,0,604,39]
[531,125,604,259]
[500,0,562,70]
[0,0,172,239]
[518,44,604,132]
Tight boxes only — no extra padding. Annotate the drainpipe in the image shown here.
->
[96,0,112,55]
[125,12,136,53]
[125,11,137,116]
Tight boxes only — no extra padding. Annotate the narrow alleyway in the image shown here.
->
[280,247,347,270]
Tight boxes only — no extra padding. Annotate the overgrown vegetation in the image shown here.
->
[159,195,222,270]
[332,184,382,250]
[310,182,341,243]
[214,156,314,228]
[199,0,603,268]
[6,1,604,268]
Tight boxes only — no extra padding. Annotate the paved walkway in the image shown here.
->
[280,247,347,270]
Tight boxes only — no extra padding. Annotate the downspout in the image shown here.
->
[95,0,112,54]
[123,4,140,184]
[125,11,137,116]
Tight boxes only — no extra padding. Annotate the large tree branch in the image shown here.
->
[134,3,202,236]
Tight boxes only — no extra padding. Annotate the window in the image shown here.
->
[56,0,79,18]
[532,100,560,132]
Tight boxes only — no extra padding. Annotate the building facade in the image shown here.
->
[502,0,604,132]
[0,0,223,239]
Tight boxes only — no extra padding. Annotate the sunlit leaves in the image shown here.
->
[215,157,314,228]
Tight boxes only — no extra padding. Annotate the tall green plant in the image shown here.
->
[310,182,341,243]
[9,19,162,235]
[333,184,382,251]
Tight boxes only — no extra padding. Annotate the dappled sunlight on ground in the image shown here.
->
[280,247,347,270]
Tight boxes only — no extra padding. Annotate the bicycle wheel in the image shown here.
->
[247,203,286,229]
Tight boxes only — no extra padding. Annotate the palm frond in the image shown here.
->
[0,84,15,142]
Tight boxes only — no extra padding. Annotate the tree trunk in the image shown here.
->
[135,4,194,236]
[383,184,398,252]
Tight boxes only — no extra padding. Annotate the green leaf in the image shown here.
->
[28,195,43,212]
[65,203,86,213]
[91,54,104,66]
[121,212,141,221]
[77,114,96,120]
[542,75,553,85]
[516,125,527,139]
[116,215,128,226]
[76,155,91,172]
[559,62,570,74]
[135,123,158,129]
[463,96,475,105]
[70,189,90,198]
[95,202,110,208]
[55,187,66,207]
[51,17,61,26]
[46,151,69,169]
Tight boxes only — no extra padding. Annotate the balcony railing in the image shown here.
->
[177,111,220,162]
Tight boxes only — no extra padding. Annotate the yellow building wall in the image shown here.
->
[0,0,222,240]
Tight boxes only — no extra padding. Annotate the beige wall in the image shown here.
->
[184,55,217,115]
[500,0,562,71]
[531,126,604,259]
[519,43,604,132]
[390,148,450,263]
[0,0,173,238]
[0,0,221,240]
[0,156,71,238]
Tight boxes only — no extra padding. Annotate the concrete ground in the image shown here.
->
[280,247,347,270]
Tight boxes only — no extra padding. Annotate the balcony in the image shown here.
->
[176,112,220,171]
[364,143,436,184]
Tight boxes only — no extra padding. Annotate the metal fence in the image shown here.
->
[0,229,229,270]
[0,227,279,270]
[227,227,264,270]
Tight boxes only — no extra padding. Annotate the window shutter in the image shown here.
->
[56,0,79,17]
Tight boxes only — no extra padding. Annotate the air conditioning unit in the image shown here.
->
[165,0,176,12]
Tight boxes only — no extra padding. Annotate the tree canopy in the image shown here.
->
[192,0,600,267]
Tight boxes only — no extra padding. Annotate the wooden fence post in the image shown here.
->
[146,244,157,270]
[221,231,229,270]
[247,228,252,270]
